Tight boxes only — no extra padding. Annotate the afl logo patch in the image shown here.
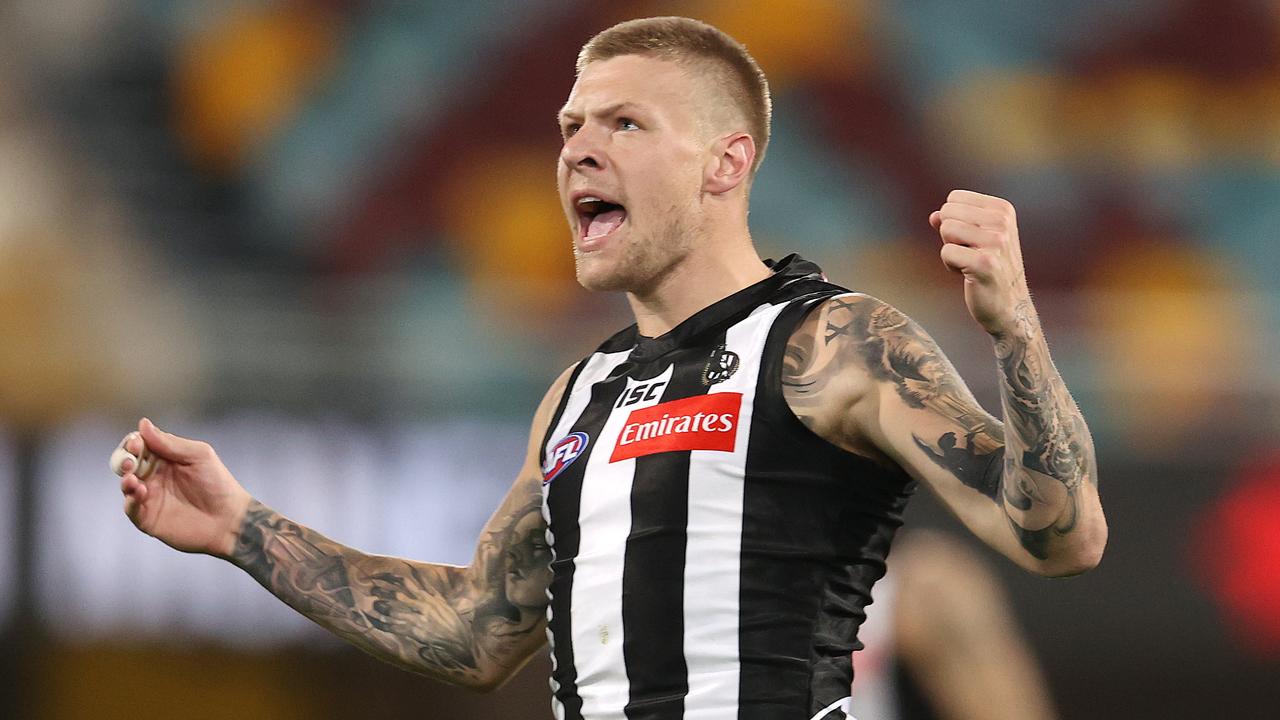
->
[543,432,589,484]
[702,344,740,385]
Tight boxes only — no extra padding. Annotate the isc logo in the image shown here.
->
[615,380,667,409]
[543,432,589,484]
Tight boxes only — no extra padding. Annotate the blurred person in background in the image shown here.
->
[851,531,1059,720]
[110,16,1104,720]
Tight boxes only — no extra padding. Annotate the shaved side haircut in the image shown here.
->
[577,16,773,175]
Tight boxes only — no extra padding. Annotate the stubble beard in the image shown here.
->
[574,202,699,295]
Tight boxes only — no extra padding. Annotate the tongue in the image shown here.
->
[586,208,626,238]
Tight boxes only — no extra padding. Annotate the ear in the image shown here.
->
[703,132,755,195]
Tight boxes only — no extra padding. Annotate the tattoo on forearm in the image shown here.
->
[783,295,1096,560]
[990,300,1097,556]
[230,489,551,685]
[994,302,1090,488]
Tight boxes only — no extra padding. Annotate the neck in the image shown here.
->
[627,234,770,337]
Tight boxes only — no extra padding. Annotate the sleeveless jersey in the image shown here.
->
[539,255,916,720]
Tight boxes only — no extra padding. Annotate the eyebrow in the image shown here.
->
[557,101,646,125]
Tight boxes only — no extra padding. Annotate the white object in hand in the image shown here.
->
[110,436,157,479]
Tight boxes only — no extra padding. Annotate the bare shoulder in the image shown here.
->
[532,364,578,434]
[780,293,895,455]
[514,363,579,488]
[477,365,577,568]
[782,293,986,455]
[783,293,917,367]
[524,364,576,451]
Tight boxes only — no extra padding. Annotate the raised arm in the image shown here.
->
[115,367,573,690]
[782,191,1105,576]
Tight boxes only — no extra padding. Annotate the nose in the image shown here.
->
[560,127,603,172]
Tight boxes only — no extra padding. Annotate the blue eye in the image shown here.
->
[618,118,639,131]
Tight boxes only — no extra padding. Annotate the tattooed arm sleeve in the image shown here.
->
[783,295,1105,576]
[227,369,572,689]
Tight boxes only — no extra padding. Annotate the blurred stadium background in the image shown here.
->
[2,0,1279,718]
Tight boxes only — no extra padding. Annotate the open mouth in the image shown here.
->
[576,196,628,244]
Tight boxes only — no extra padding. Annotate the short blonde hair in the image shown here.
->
[577,16,772,175]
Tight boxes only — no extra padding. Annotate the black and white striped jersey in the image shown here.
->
[539,255,916,720]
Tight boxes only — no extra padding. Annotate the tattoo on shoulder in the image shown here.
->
[784,295,1096,561]
[783,295,1002,489]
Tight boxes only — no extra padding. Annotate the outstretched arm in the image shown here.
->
[115,367,574,690]
[783,191,1105,576]
[228,459,549,689]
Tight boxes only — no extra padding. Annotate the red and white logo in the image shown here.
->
[610,392,742,463]
[544,431,589,484]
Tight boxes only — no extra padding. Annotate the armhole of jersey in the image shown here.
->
[539,359,587,467]
[759,291,894,467]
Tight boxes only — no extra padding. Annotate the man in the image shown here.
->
[113,16,1106,720]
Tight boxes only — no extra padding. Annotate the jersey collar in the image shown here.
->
[614,254,825,363]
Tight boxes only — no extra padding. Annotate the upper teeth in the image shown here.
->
[578,196,602,206]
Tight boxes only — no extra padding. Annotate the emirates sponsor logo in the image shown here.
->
[609,392,742,462]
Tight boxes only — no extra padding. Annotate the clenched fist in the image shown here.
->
[929,190,1032,337]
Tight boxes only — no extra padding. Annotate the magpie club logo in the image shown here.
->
[543,432,589,484]
[702,344,740,385]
